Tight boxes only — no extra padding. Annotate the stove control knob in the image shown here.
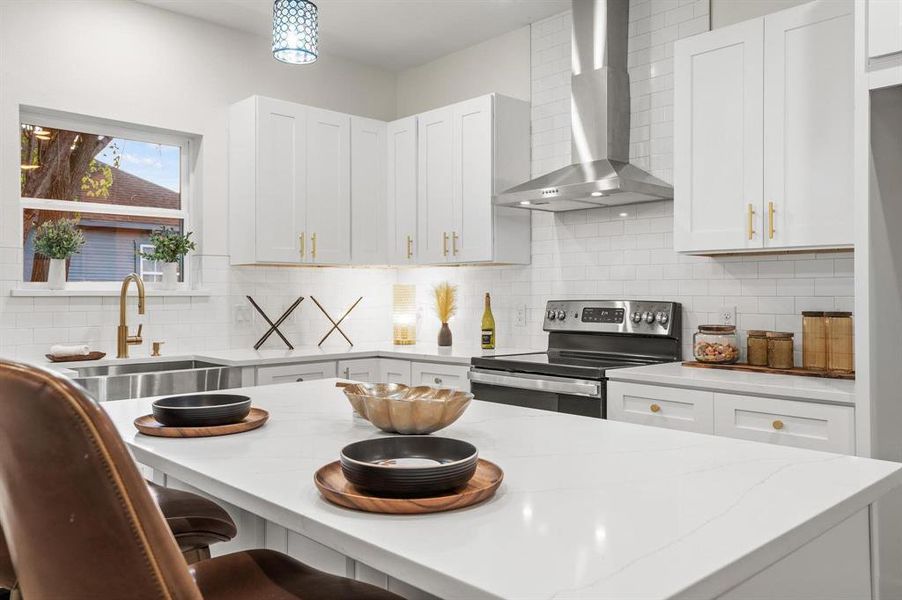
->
[644,311,656,324]
[631,311,642,324]
[556,310,567,321]
[547,310,557,321]
[656,312,669,326]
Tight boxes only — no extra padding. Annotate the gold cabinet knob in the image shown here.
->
[772,419,784,431]
[650,403,661,413]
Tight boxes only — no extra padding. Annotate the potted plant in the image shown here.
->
[433,282,457,347]
[33,218,86,290]
[139,227,196,290]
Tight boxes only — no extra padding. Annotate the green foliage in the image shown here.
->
[33,218,86,260]
[139,227,196,263]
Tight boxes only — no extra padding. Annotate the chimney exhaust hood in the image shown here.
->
[495,0,673,212]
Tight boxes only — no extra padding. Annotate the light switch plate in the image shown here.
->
[234,304,252,325]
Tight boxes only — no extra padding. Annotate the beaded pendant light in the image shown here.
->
[272,0,318,65]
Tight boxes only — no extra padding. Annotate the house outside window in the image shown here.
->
[19,110,191,287]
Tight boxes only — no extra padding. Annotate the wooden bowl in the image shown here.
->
[339,383,472,434]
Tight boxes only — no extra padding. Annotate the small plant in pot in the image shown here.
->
[139,227,196,290]
[33,218,86,290]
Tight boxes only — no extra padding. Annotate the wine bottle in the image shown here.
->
[481,292,496,350]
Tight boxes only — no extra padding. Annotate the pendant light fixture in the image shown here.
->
[272,0,318,65]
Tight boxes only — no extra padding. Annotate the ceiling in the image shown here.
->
[138,0,569,72]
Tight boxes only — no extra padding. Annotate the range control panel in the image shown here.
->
[543,300,680,336]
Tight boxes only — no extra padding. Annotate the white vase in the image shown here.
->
[47,258,66,290]
[160,262,179,290]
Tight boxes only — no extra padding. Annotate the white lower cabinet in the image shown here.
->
[607,382,714,434]
[713,393,855,454]
[410,361,471,392]
[256,361,337,385]
[378,358,412,385]
[337,358,380,382]
[608,381,855,455]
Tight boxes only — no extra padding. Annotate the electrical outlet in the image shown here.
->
[718,306,736,326]
[234,305,252,325]
[514,304,527,327]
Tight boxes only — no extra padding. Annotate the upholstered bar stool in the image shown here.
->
[0,480,238,598]
[0,360,400,600]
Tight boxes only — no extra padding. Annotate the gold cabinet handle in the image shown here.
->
[768,201,775,240]
[747,203,756,240]
[442,232,449,257]
[772,419,784,431]
[311,232,317,260]
[452,231,459,256]
[650,403,661,413]
[299,233,305,259]
[406,235,413,259]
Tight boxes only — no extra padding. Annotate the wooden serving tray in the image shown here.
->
[134,407,269,438]
[314,459,503,514]
[46,351,106,363]
[683,361,854,380]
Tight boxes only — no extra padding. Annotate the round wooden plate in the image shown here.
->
[314,458,503,514]
[134,407,269,438]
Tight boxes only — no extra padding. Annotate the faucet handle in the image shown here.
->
[128,324,143,346]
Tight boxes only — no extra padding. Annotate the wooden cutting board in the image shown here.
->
[683,361,854,380]
[314,459,503,514]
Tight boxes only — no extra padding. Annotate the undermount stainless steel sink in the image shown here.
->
[71,360,242,403]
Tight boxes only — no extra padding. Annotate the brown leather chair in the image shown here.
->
[0,360,400,599]
[0,480,238,596]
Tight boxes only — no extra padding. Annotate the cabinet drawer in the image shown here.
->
[410,362,470,392]
[713,393,855,454]
[256,361,337,385]
[607,382,714,434]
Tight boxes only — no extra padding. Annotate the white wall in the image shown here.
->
[395,25,531,118]
[0,0,397,357]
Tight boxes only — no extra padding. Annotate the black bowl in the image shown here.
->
[152,394,252,427]
[340,436,478,497]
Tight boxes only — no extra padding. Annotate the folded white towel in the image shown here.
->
[49,344,90,358]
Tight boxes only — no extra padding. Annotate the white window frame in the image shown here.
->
[19,108,193,291]
[138,243,164,283]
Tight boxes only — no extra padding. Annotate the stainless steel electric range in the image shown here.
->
[469,300,682,418]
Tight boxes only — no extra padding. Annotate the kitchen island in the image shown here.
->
[103,379,902,600]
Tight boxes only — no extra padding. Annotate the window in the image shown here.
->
[19,111,190,286]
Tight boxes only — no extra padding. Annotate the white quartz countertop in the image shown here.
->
[103,379,900,600]
[607,361,856,406]
[37,342,540,375]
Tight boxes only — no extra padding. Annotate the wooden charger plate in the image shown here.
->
[314,458,503,514]
[46,351,106,363]
[134,407,269,438]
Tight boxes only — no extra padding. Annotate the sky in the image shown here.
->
[95,136,180,193]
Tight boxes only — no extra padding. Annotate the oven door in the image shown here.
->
[468,369,605,418]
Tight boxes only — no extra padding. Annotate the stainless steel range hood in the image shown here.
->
[496,0,673,212]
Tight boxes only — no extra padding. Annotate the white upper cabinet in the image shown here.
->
[674,0,854,254]
[306,107,351,264]
[386,117,418,264]
[674,20,763,253]
[350,116,386,264]
[763,1,853,249]
[417,106,455,263]
[417,94,530,265]
[868,0,902,60]
[230,93,530,266]
[230,96,307,264]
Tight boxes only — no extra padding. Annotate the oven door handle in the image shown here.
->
[468,369,601,398]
